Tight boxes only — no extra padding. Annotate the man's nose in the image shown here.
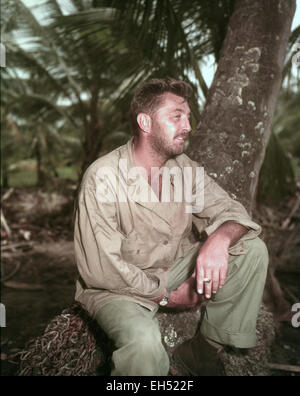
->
[182,117,192,133]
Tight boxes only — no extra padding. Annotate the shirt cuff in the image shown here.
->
[143,270,169,300]
[204,217,262,255]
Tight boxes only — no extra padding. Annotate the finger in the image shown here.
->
[197,266,205,295]
[212,270,220,294]
[204,269,212,299]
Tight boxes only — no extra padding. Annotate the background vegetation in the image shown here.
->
[1,0,299,200]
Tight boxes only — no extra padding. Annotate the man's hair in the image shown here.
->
[129,77,192,137]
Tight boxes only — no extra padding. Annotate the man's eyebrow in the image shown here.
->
[171,108,191,115]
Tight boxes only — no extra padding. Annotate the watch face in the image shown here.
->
[159,298,168,306]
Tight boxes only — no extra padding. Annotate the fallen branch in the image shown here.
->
[268,363,300,373]
[1,262,21,282]
[1,242,33,252]
[2,188,15,202]
[1,209,11,238]
[3,281,44,291]
[281,194,300,230]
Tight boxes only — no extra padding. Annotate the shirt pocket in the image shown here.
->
[121,232,150,269]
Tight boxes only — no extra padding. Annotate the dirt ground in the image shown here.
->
[1,187,299,376]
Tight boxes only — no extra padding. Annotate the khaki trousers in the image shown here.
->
[95,237,269,376]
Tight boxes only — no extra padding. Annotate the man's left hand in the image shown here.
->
[195,233,230,299]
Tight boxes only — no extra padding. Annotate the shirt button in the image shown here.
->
[163,240,169,245]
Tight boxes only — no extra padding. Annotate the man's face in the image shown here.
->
[149,92,192,158]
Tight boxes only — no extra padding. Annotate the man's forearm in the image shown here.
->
[207,221,248,248]
[154,221,248,305]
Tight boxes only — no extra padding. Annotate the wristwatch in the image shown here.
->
[159,290,171,307]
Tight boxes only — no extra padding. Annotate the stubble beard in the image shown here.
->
[149,124,183,162]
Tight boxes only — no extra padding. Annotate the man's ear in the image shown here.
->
[137,113,152,133]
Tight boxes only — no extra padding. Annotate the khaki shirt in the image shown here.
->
[74,138,261,317]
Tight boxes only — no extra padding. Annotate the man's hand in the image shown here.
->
[196,221,248,299]
[152,276,203,309]
[196,233,230,299]
[167,275,204,309]
[154,221,248,305]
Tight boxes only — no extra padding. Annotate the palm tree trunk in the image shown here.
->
[187,0,296,214]
[186,0,296,321]
[80,84,103,178]
[80,122,103,181]
[35,141,45,187]
[2,161,9,188]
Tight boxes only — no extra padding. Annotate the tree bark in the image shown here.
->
[80,84,104,178]
[187,0,296,214]
[2,160,9,188]
[35,141,45,187]
[81,122,103,177]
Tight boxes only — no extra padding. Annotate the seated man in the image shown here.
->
[74,78,269,376]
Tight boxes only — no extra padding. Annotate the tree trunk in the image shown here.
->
[187,0,296,214]
[35,142,45,187]
[80,85,103,178]
[187,0,296,322]
[2,160,9,188]
[81,122,103,177]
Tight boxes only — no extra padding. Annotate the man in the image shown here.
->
[74,78,269,376]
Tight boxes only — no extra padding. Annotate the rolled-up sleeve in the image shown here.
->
[193,171,261,254]
[74,184,166,300]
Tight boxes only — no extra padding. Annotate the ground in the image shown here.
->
[0,186,299,376]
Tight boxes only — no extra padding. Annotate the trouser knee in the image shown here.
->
[112,323,169,376]
[245,237,269,274]
[131,330,162,354]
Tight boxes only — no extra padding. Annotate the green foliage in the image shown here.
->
[261,27,300,195]
[1,0,299,190]
[7,169,38,188]
[273,83,300,182]
[2,0,130,184]
[257,133,296,205]
[54,0,236,108]
[2,0,236,186]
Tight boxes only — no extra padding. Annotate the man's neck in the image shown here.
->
[132,137,167,200]
[132,137,167,175]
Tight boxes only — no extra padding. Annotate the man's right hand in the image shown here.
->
[167,274,204,309]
